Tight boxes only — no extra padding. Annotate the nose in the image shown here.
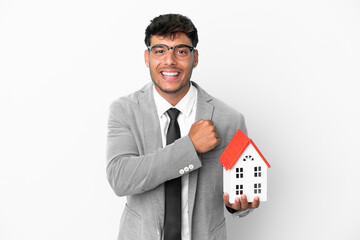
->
[163,49,177,65]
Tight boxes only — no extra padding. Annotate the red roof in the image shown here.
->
[220,129,271,170]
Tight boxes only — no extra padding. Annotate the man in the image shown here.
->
[106,14,260,240]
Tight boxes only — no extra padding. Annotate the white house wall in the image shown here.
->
[223,167,230,196]
[225,144,268,203]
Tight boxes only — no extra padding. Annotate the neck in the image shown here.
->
[155,83,190,106]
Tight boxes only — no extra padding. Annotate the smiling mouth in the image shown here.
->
[161,71,180,76]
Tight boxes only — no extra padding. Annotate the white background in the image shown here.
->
[1,0,359,239]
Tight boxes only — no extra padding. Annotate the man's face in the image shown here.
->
[144,33,198,99]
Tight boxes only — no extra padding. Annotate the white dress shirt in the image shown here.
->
[153,83,197,240]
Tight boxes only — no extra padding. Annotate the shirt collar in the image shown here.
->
[153,83,197,118]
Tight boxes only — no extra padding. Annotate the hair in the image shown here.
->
[144,14,198,47]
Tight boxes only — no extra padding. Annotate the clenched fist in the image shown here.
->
[188,120,221,153]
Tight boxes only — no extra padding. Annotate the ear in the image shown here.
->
[193,50,199,68]
[144,50,150,68]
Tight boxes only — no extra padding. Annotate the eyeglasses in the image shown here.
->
[147,44,196,60]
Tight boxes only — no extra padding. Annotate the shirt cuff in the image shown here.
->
[226,206,254,218]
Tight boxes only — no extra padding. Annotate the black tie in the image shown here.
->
[164,108,181,240]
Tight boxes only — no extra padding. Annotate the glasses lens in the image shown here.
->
[151,45,167,58]
[174,45,191,58]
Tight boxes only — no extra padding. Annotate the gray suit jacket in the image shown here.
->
[106,82,248,240]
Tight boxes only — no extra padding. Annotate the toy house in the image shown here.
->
[220,129,271,203]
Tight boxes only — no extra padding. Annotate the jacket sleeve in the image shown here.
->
[106,100,202,197]
[226,206,254,218]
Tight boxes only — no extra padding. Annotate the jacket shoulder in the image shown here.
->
[212,97,245,120]
[193,81,244,120]
[109,83,151,111]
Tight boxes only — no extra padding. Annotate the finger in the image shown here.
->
[232,197,241,210]
[251,196,260,209]
[194,119,204,125]
[204,120,214,125]
[213,137,221,147]
[240,194,249,211]
[215,132,220,140]
[223,192,231,206]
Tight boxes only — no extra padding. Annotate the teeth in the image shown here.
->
[162,72,179,76]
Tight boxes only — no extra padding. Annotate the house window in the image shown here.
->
[236,184,243,195]
[254,183,262,194]
[243,155,254,161]
[254,166,262,177]
[236,168,243,178]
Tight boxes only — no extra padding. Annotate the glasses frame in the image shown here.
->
[147,44,196,59]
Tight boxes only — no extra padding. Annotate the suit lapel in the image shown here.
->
[188,82,214,229]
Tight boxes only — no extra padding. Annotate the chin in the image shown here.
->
[158,85,183,94]
[154,81,189,95]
